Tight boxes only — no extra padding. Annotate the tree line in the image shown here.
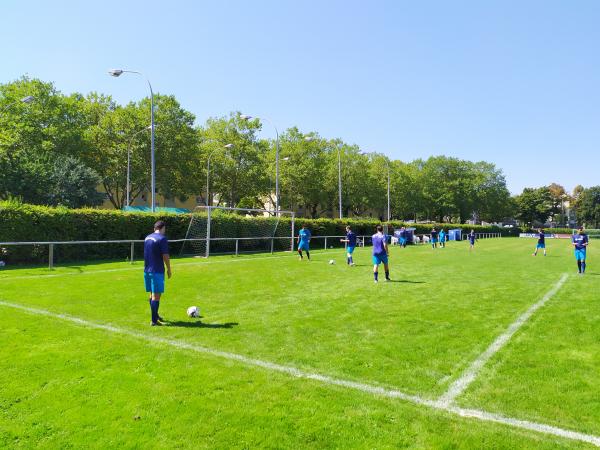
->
[2,76,597,225]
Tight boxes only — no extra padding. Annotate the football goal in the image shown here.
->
[180,206,295,257]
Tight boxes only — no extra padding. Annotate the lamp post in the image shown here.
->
[241,114,280,214]
[126,125,152,208]
[386,159,391,222]
[206,142,234,207]
[0,95,35,117]
[108,69,156,211]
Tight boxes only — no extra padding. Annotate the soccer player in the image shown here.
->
[439,228,446,248]
[532,228,547,256]
[372,225,390,282]
[144,220,172,326]
[297,224,311,260]
[468,229,476,251]
[340,225,357,265]
[399,226,407,248]
[430,227,438,249]
[572,227,589,274]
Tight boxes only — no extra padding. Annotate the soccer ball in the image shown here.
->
[328,259,335,265]
[187,306,200,318]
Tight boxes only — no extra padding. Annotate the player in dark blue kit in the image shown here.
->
[532,228,547,256]
[430,227,438,249]
[468,229,476,251]
[572,227,589,274]
[372,225,390,282]
[340,225,357,266]
[144,220,172,326]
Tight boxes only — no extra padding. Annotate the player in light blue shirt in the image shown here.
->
[572,227,589,274]
[340,225,357,266]
[439,229,446,248]
[297,224,311,260]
[372,225,390,282]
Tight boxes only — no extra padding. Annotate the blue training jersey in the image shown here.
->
[372,232,387,255]
[144,232,169,273]
[431,230,438,239]
[469,233,476,243]
[399,229,406,238]
[538,232,545,244]
[572,234,588,250]
[346,231,357,247]
[299,228,311,243]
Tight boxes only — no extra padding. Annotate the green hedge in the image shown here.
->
[0,202,520,264]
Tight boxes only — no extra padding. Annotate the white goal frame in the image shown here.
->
[181,206,296,258]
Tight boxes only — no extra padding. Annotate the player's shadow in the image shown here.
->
[387,279,425,284]
[165,320,239,329]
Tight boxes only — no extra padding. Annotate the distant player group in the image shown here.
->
[140,221,590,326]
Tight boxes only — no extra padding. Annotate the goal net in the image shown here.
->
[180,206,295,257]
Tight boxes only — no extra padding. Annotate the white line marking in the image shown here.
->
[437,273,569,406]
[1,298,598,447]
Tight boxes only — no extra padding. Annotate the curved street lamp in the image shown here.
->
[109,69,156,211]
[0,95,35,117]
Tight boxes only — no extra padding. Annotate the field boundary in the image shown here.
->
[1,297,598,448]
[437,273,569,406]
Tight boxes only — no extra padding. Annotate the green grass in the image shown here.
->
[0,237,598,449]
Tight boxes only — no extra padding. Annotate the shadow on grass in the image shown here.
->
[386,279,425,284]
[165,320,239,329]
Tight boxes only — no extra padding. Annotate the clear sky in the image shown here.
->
[2,0,599,194]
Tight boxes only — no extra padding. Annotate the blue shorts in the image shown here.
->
[347,246,355,254]
[575,249,587,261]
[372,253,388,265]
[536,243,545,249]
[469,240,475,245]
[298,242,310,251]
[399,238,407,245]
[144,272,165,294]
[431,238,438,243]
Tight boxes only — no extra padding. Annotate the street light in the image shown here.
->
[205,142,234,207]
[126,125,152,207]
[241,114,281,214]
[0,95,35,117]
[109,68,156,211]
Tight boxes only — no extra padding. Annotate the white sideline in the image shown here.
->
[437,273,569,406]
[1,298,599,447]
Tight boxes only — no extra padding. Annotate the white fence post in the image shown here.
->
[130,242,135,264]
[205,206,212,258]
[48,243,54,270]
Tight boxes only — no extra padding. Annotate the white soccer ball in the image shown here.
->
[187,306,200,318]
[329,259,335,265]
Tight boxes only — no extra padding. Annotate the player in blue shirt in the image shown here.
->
[372,225,390,282]
[399,226,407,248]
[144,220,172,326]
[468,230,476,251]
[532,228,547,256]
[297,224,311,260]
[439,229,446,248]
[430,228,438,249]
[340,225,357,266]
[572,227,589,274]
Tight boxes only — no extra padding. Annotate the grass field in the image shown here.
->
[1,237,598,449]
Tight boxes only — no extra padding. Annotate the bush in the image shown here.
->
[0,202,520,264]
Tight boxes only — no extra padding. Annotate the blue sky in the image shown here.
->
[2,0,599,194]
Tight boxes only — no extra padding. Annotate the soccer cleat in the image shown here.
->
[157,315,165,322]
[374,280,378,283]
[150,321,162,326]
[350,263,355,266]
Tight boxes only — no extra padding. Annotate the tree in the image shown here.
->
[514,187,553,226]
[576,186,600,228]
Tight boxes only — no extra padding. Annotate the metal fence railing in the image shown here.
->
[0,232,503,270]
